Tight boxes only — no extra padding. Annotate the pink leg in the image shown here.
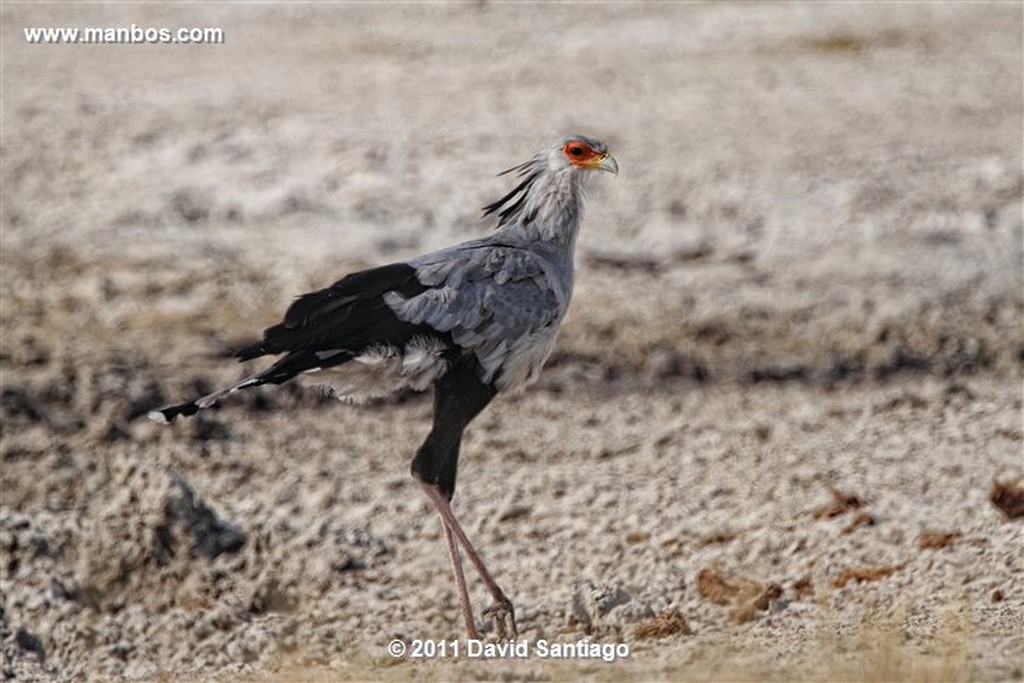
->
[419,481,518,639]
[442,520,479,639]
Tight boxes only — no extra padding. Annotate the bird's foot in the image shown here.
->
[482,597,517,640]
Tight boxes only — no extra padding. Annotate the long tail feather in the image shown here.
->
[148,374,262,424]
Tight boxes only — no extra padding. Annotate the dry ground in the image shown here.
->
[2,3,1022,682]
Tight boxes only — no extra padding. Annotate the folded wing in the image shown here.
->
[385,244,563,387]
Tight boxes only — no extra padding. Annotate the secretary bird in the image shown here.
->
[149,135,618,639]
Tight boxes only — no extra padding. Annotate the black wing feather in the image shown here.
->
[236,262,434,363]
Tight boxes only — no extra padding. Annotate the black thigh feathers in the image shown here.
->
[411,354,496,499]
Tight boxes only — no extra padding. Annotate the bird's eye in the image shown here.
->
[569,146,584,157]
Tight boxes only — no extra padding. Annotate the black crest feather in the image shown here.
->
[483,159,541,227]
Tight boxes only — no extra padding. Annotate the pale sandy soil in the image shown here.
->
[2,3,1022,682]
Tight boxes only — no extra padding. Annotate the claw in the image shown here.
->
[483,597,518,640]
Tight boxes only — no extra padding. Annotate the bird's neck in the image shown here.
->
[517,169,587,249]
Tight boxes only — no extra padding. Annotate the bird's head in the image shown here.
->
[550,135,618,175]
[484,135,617,227]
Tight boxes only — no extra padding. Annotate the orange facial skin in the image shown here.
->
[562,140,604,167]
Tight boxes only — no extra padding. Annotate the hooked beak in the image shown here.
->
[596,153,619,175]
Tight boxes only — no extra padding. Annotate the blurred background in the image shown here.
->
[2,3,1021,681]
